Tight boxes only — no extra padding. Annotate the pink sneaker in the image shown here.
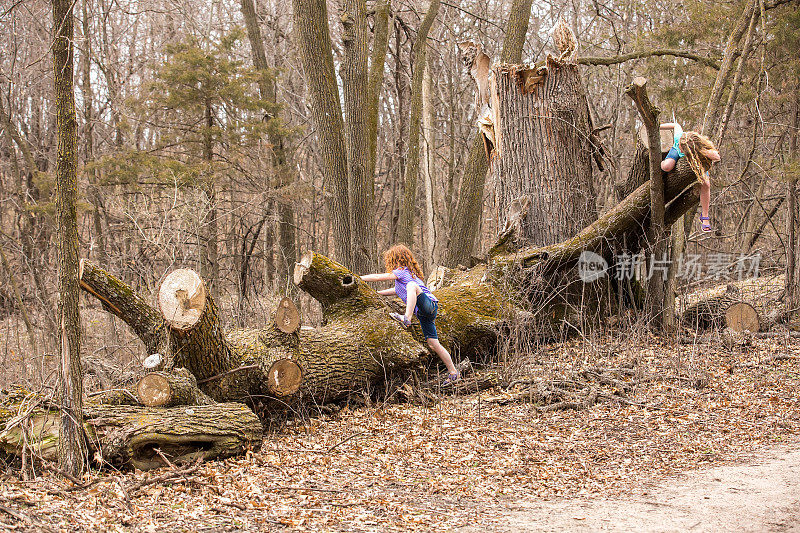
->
[389,312,411,327]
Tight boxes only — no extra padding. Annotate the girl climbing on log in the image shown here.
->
[659,123,721,232]
[361,244,461,385]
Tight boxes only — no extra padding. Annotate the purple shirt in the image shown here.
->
[393,267,438,312]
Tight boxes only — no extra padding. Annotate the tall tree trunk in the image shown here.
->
[341,0,377,274]
[445,0,533,267]
[367,1,390,182]
[240,0,296,287]
[390,20,409,243]
[291,0,352,267]
[787,87,800,320]
[663,216,685,334]
[81,0,106,266]
[716,5,759,146]
[201,101,218,296]
[701,0,758,135]
[422,64,438,269]
[492,60,596,245]
[626,78,666,330]
[53,0,88,476]
[396,0,440,247]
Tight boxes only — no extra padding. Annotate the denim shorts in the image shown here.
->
[665,146,682,162]
[416,293,439,339]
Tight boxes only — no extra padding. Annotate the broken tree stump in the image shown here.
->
[490,57,597,246]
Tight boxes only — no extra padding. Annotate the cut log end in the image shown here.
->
[266,359,303,396]
[159,269,207,330]
[275,297,301,333]
[137,368,202,407]
[138,373,172,407]
[725,302,760,333]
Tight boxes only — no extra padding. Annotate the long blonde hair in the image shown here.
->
[383,244,424,280]
[679,131,718,182]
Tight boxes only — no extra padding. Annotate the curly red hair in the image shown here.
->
[383,244,424,279]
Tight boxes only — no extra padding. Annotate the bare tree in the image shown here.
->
[240,0,296,286]
[396,0,441,246]
[291,0,352,268]
[53,0,89,476]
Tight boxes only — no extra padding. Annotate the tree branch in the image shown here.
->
[579,49,721,70]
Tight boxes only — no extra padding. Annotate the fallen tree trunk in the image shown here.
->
[682,285,761,332]
[76,152,702,409]
[0,389,262,471]
[491,156,700,272]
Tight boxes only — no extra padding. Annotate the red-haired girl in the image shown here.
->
[361,244,460,385]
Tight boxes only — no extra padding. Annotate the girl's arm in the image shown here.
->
[360,272,397,282]
[377,288,396,296]
[659,123,676,130]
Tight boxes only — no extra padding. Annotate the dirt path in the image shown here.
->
[478,440,800,532]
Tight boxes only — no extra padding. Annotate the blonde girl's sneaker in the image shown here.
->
[442,372,461,386]
[700,215,712,232]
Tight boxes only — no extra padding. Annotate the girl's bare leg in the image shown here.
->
[700,178,711,219]
[426,338,457,375]
[661,158,676,172]
[404,282,419,322]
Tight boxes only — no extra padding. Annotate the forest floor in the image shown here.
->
[1,325,798,532]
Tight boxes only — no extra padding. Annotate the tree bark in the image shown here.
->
[367,1,390,182]
[341,0,376,273]
[422,64,438,269]
[397,0,440,247]
[445,0,533,267]
[492,59,596,246]
[787,87,800,320]
[291,0,351,267]
[137,368,213,407]
[200,101,218,295]
[53,0,89,477]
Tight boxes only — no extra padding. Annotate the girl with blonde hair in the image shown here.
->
[660,123,721,232]
[361,244,460,385]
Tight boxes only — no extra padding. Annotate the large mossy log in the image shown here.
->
[77,150,703,408]
[0,390,262,471]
